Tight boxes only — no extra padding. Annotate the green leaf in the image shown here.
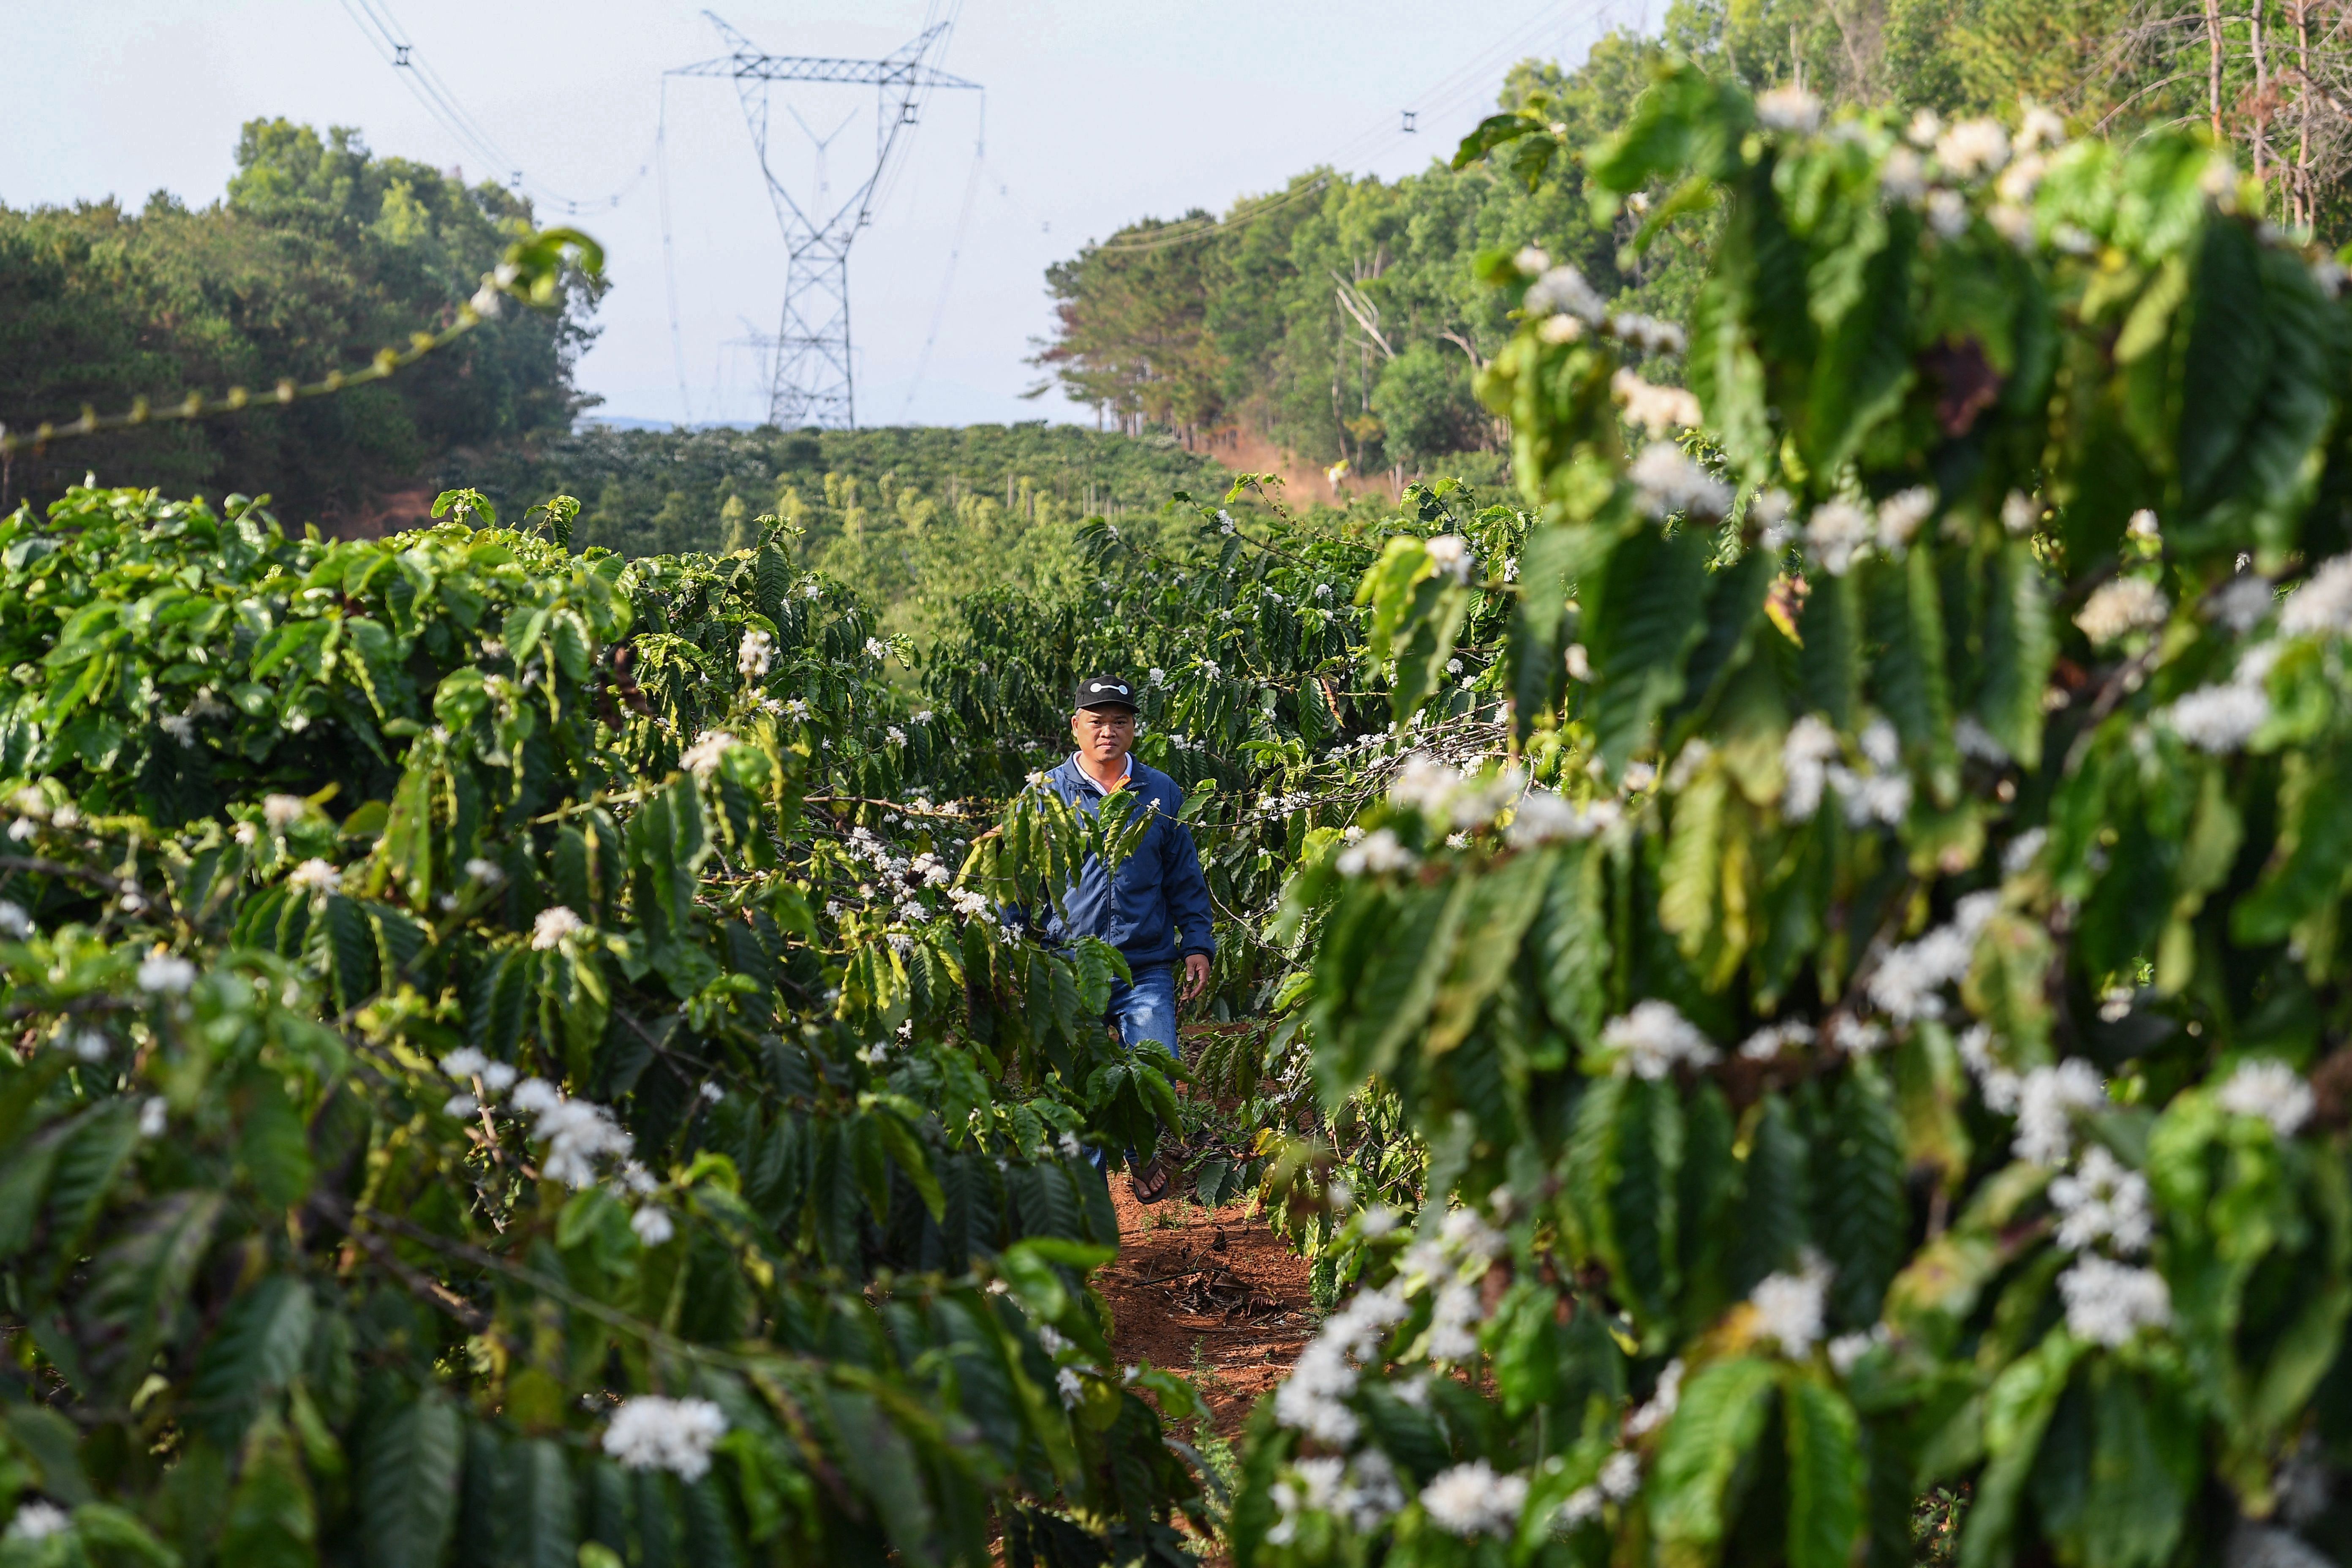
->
[360,1396,463,1568]
[1782,1374,1863,1568]
[218,1416,317,1568]
[190,1277,315,1448]
[1650,1356,1777,1550]
[1588,525,1711,774]
[1974,541,2055,769]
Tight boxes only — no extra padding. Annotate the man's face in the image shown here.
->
[1072,706,1136,766]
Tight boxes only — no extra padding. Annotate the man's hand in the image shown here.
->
[1182,953,1211,1001]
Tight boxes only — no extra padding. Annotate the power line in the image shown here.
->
[336,0,651,216]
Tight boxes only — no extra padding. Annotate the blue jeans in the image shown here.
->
[1106,963,1180,1064]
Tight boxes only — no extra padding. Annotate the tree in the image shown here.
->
[0,121,598,519]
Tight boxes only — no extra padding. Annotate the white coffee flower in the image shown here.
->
[1421,1460,1529,1538]
[1750,1253,1831,1356]
[1629,442,1731,519]
[1756,84,1822,133]
[2014,1059,2106,1165]
[631,1206,675,1246]
[1524,264,1606,322]
[679,728,735,781]
[1423,533,1477,583]
[1936,117,2011,177]
[287,858,341,897]
[2164,683,2269,754]
[602,1396,726,1480]
[1600,999,1719,1079]
[263,793,308,832]
[2058,1256,2171,1346]
[1876,487,1937,551]
[160,713,198,748]
[737,628,774,680]
[2002,490,2042,535]
[2216,1059,2316,1138]
[1781,715,1840,820]
[1625,1357,1684,1436]
[1880,146,1927,202]
[2051,1145,2153,1255]
[139,1097,169,1137]
[5,1502,70,1541]
[1336,827,1416,877]
[138,955,197,994]
[531,905,586,951]
[1612,370,1703,436]
[1738,1020,1816,1060]
[1805,501,1874,575]
[2074,578,2169,645]
[0,901,31,940]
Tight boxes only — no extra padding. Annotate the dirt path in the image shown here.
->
[1097,1174,1316,1437]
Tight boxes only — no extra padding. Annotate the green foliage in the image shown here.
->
[0,121,598,519]
[1233,65,2352,1568]
[0,483,1217,1564]
[439,422,1232,649]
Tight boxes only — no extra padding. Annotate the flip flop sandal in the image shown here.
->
[1130,1154,1173,1205]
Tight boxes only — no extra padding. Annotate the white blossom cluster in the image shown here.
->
[531,905,586,950]
[2074,578,2170,645]
[1267,1451,1405,1543]
[2164,679,2270,754]
[1421,1460,1529,1538]
[1609,313,1687,356]
[2281,552,2352,638]
[1268,1203,1526,1542]
[2058,1254,2173,1346]
[1522,261,1607,324]
[1599,999,1720,1079]
[679,728,736,781]
[1738,1019,1816,1061]
[287,858,341,897]
[0,900,33,940]
[737,628,773,680]
[138,954,197,995]
[5,1502,69,1541]
[1800,489,1937,576]
[2012,1059,2106,1165]
[2050,1145,2153,1255]
[1629,442,1732,519]
[1336,828,1416,877]
[601,1396,727,1480]
[1756,83,1822,133]
[1750,1251,1832,1356]
[1783,715,1911,828]
[1422,533,1478,584]
[511,1077,638,1188]
[1505,790,1617,848]
[2216,1058,2316,1137]
[1865,890,2000,1023]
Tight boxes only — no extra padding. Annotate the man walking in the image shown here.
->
[1029,674,1214,1200]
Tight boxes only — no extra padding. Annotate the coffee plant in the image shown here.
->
[1233,71,2352,1568]
[0,479,1227,1568]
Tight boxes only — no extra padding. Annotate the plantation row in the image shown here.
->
[11,62,2352,1568]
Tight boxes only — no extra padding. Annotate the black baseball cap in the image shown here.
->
[1074,675,1137,712]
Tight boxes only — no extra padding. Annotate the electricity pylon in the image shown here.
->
[671,11,978,429]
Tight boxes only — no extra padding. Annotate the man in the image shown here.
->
[1028,674,1215,1200]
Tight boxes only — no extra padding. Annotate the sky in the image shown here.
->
[4,0,1637,429]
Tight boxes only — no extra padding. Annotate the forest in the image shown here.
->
[9,8,2352,1568]
[1033,0,2352,482]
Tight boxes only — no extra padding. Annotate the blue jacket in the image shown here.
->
[1031,755,1216,969]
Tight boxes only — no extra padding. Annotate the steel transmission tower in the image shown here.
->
[671,12,978,429]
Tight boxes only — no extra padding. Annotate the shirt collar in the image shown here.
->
[1070,751,1133,795]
